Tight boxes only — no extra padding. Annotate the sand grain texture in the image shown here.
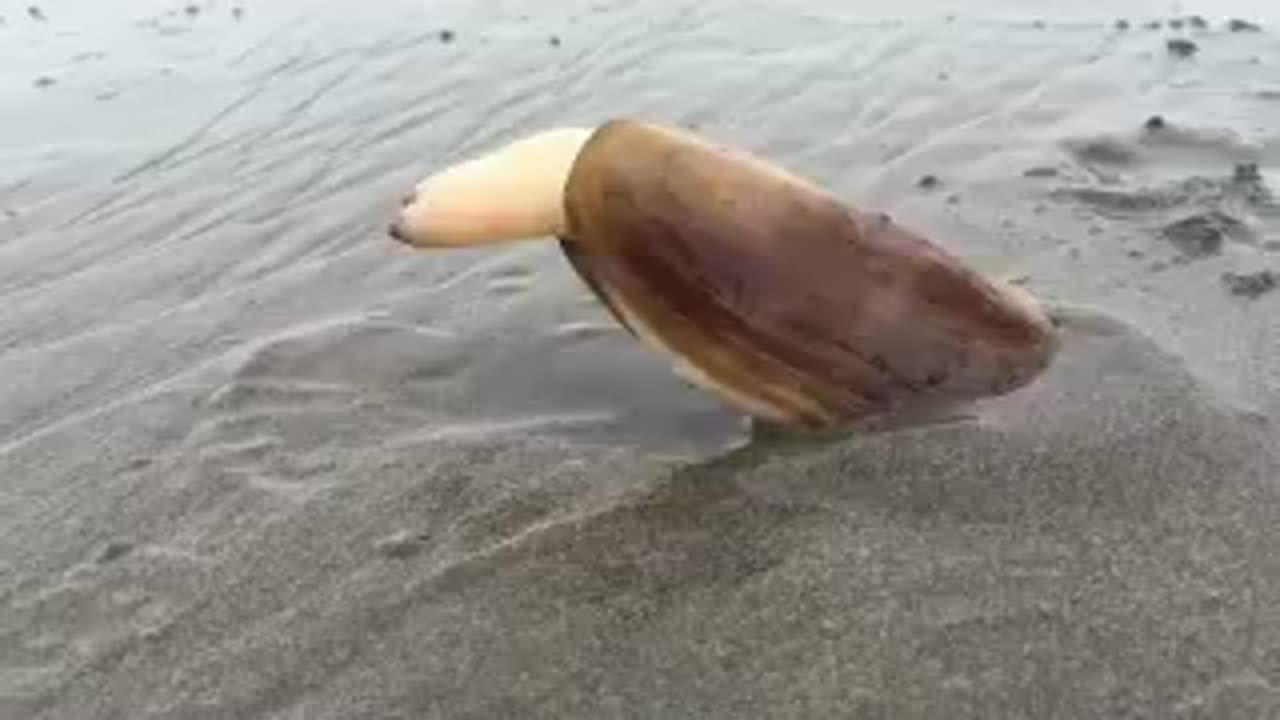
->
[2,1,1280,718]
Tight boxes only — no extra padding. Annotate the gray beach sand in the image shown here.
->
[2,1,1279,717]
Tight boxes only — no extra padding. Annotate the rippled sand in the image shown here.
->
[3,1,1280,717]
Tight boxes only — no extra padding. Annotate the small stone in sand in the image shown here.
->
[96,541,134,564]
[1166,38,1198,58]
[917,174,940,189]
[1115,19,1130,30]
[27,6,44,21]
[1221,270,1277,299]
[184,4,199,16]
[1161,211,1242,257]
[1188,15,1207,30]
[1074,138,1137,165]
[1228,18,1262,33]
[1023,166,1059,178]
[439,29,455,43]
[1032,20,1045,29]
[549,35,561,47]
[1144,114,1166,131]
[1169,18,1184,30]
[1233,163,1262,183]
[1144,20,1162,30]
[945,193,961,205]
[128,458,152,472]
[232,7,243,20]
[33,76,55,88]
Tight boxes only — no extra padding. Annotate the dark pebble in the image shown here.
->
[184,4,199,16]
[1144,20,1162,30]
[27,6,44,21]
[1228,18,1262,32]
[1169,18,1184,29]
[96,541,134,564]
[1166,38,1198,58]
[439,28,455,43]
[33,76,55,88]
[549,35,560,47]
[945,193,961,205]
[917,174,940,189]
[1161,210,1242,257]
[122,457,152,471]
[1188,15,1207,30]
[1115,19,1130,30]
[1074,138,1137,165]
[1221,270,1277,299]
[1233,163,1262,183]
[232,7,243,20]
[1144,114,1166,131]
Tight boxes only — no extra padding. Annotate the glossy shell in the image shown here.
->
[556,119,1059,427]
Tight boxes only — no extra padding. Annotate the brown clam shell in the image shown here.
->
[556,119,1059,427]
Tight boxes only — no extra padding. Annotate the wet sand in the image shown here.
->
[2,1,1280,717]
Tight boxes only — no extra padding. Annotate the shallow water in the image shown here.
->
[3,1,1280,718]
